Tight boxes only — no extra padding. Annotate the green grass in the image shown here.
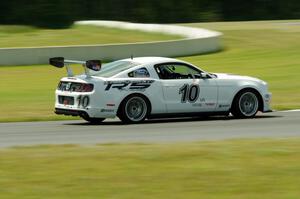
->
[0,25,181,48]
[181,20,300,110]
[0,20,299,122]
[1,138,300,198]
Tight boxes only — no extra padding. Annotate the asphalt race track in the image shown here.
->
[0,111,299,148]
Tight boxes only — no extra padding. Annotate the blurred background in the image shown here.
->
[1,1,300,199]
[1,0,300,28]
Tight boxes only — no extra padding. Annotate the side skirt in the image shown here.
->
[148,111,230,119]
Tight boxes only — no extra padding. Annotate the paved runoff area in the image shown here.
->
[0,111,299,148]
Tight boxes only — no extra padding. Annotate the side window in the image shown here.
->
[155,63,200,79]
[128,67,150,78]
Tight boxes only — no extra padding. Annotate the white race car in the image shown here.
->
[50,57,272,123]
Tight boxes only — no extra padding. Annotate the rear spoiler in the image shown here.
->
[49,57,101,77]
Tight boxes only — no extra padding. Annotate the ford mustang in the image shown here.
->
[50,57,272,123]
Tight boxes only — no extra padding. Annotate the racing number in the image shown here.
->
[77,95,89,108]
[179,84,200,103]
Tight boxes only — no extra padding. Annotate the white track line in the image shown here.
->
[75,20,222,39]
[278,109,300,112]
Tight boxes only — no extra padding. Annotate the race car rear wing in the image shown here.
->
[49,57,101,78]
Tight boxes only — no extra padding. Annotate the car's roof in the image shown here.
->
[121,57,182,65]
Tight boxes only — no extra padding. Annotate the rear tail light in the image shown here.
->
[58,82,94,92]
[79,84,94,92]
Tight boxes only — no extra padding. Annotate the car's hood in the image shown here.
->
[214,73,264,83]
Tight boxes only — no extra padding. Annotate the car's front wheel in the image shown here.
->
[231,89,259,118]
[118,95,149,124]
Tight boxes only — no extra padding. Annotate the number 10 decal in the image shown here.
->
[77,95,90,108]
[179,84,200,103]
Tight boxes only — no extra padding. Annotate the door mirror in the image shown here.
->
[195,72,211,79]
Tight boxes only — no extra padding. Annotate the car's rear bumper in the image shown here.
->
[55,108,86,117]
[54,105,116,118]
[55,88,117,118]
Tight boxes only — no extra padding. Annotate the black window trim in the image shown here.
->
[154,62,203,80]
[128,67,150,78]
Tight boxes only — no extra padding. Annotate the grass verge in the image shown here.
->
[1,138,300,198]
[0,24,181,48]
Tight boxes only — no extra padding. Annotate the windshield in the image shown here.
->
[91,60,140,77]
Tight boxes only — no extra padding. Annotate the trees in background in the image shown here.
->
[0,0,299,28]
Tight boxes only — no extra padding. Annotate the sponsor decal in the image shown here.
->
[192,103,202,107]
[104,80,154,91]
[264,94,271,103]
[218,104,230,108]
[219,104,229,108]
[265,99,271,103]
[100,109,114,113]
[205,103,216,106]
[265,94,271,99]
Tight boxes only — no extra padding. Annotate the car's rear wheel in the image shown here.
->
[231,89,259,118]
[118,95,149,123]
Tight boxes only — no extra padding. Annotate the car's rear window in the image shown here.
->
[92,60,140,77]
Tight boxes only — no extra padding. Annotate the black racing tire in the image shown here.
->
[118,94,150,124]
[231,89,260,118]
